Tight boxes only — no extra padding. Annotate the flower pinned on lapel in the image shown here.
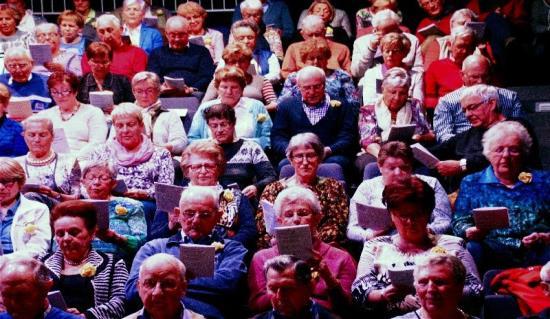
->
[204,36,212,46]
[80,263,97,277]
[223,189,235,202]
[430,246,447,254]
[24,223,38,235]
[155,9,164,16]
[115,205,128,216]
[330,100,341,108]
[211,241,225,252]
[518,172,532,184]
[257,113,268,123]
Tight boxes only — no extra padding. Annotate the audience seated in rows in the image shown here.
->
[33,23,82,77]
[58,10,89,58]
[298,0,353,47]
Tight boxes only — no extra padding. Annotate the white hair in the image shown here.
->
[450,25,475,43]
[22,116,53,135]
[123,0,146,10]
[111,102,144,125]
[450,8,477,28]
[371,9,402,28]
[414,254,466,286]
[460,84,498,106]
[0,254,52,289]
[273,186,322,217]
[179,186,219,210]
[300,14,325,32]
[165,15,188,31]
[382,67,410,89]
[138,253,187,283]
[240,0,262,12]
[96,14,122,29]
[482,121,533,159]
[132,71,160,89]
[35,23,59,35]
[285,132,324,161]
[541,261,550,283]
[296,65,325,84]
[4,46,32,62]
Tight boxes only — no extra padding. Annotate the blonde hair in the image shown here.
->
[177,2,207,18]
[0,158,26,186]
[222,42,253,64]
[180,140,225,177]
[214,66,247,90]
[111,102,144,125]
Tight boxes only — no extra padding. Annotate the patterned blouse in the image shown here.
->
[279,69,360,109]
[352,234,482,317]
[255,177,349,249]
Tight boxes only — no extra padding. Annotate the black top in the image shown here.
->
[77,73,135,106]
[58,274,95,314]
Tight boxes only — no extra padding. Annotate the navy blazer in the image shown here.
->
[271,96,358,158]
[139,24,164,55]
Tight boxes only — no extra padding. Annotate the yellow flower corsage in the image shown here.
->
[257,113,268,123]
[223,189,234,202]
[518,172,532,184]
[204,36,212,46]
[80,263,97,277]
[211,241,225,252]
[430,246,447,254]
[115,205,128,216]
[311,269,320,281]
[24,223,38,235]
[325,26,334,38]
[155,9,164,16]
[329,100,341,108]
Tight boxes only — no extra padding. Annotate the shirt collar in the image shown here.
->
[140,302,186,319]
[8,73,33,85]
[478,166,526,188]
[302,93,330,109]
[1,196,21,221]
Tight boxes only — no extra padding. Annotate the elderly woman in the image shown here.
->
[77,42,135,107]
[177,1,224,64]
[120,0,163,55]
[357,67,433,172]
[299,0,351,45]
[361,32,423,105]
[203,43,277,112]
[256,133,349,249]
[393,254,479,319]
[41,200,128,319]
[348,142,452,242]
[249,186,357,316]
[204,103,276,197]
[352,175,482,317]
[0,4,33,53]
[36,71,107,154]
[279,37,359,109]
[0,82,27,156]
[0,158,50,257]
[16,116,81,208]
[189,66,272,149]
[33,23,82,76]
[131,71,187,155]
[149,140,257,249]
[453,121,550,270]
[82,161,146,259]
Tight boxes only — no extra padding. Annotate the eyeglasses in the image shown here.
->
[462,100,485,113]
[299,83,324,92]
[166,32,188,39]
[181,210,215,220]
[208,121,232,130]
[134,88,158,95]
[493,146,522,156]
[50,89,73,97]
[392,213,426,222]
[0,179,17,187]
[85,175,112,182]
[6,63,30,70]
[36,32,59,39]
[88,59,110,66]
[187,163,217,171]
[292,152,318,162]
[141,278,179,291]
[282,209,313,218]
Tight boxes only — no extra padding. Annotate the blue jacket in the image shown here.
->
[0,116,28,157]
[125,232,248,319]
[233,0,295,41]
[0,307,81,319]
[139,24,164,55]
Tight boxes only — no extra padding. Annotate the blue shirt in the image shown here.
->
[0,115,28,157]
[0,197,21,254]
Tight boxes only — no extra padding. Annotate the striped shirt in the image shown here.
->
[433,86,523,143]
[302,94,331,125]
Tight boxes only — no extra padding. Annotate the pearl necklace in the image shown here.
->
[64,254,89,266]
[26,150,56,166]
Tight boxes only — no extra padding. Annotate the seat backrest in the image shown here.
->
[160,97,201,133]
[280,163,346,185]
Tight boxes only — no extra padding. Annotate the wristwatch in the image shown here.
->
[53,192,62,200]
[459,158,467,172]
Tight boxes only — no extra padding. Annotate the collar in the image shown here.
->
[139,302,186,319]
[478,166,526,188]
[302,93,330,109]
[1,195,22,221]
[8,73,33,85]
[123,23,142,33]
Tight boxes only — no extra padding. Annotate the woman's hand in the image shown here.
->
[44,62,65,73]
[168,209,181,231]
[522,232,550,248]
[465,226,487,241]
[124,189,149,200]
[308,249,340,288]
[242,185,258,198]
[96,229,123,244]
[381,284,411,302]
[436,160,462,176]
[66,308,85,317]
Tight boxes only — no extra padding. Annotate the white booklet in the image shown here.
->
[154,182,185,212]
[411,143,440,169]
[275,224,312,261]
[7,97,33,119]
[89,91,114,110]
[472,206,510,230]
[47,291,68,310]
[388,266,415,287]
[260,199,277,235]
[387,124,416,142]
[29,43,52,65]
[82,199,110,231]
[179,244,215,278]
[21,177,42,193]
[164,76,186,90]
[355,202,392,231]
[52,128,71,154]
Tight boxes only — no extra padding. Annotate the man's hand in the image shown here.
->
[124,189,149,200]
[436,160,462,176]
[465,226,487,241]
[242,185,258,198]
[168,208,181,231]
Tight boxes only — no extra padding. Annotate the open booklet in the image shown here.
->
[260,199,277,235]
[89,91,114,110]
[154,183,185,212]
[52,128,71,154]
[411,143,440,169]
[29,43,52,65]
[388,266,415,288]
[472,206,510,230]
[81,199,110,231]
[275,224,312,261]
[7,97,33,119]
[179,244,215,278]
[47,291,68,310]
[417,23,445,38]
[355,202,392,231]
[387,124,417,142]
[164,76,186,90]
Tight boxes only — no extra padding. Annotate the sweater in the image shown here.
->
[0,115,28,157]
[0,73,51,112]
[82,44,147,81]
[424,58,462,109]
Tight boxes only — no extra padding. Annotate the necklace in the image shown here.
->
[60,102,80,121]
[64,253,89,266]
[26,150,56,166]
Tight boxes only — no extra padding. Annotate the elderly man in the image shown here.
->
[351,9,422,79]
[434,54,523,143]
[147,16,214,95]
[114,0,171,31]
[281,15,350,79]
[232,0,294,43]
[271,66,357,170]
[81,14,147,80]
[33,23,82,76]
[119,0,164,55]
[0,254,80,319]
[0,47,51,119]
[252,255,339,319]
[429,84,539,191]
[124,253,205,319]
[126,186,247,319]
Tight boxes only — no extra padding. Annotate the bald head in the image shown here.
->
[165,15,188,32]
[461,54,490,86]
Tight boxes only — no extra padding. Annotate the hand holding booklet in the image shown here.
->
[275,224,312,261]
[89,91,114,110]
[179,244,215,278]
[388,266,415,288]
[21,177,42,193]
[417,23,445,38]
[82,199,110,231]
[7,97,33,119]
[154,183,185,212]
[355,202,392,231]
[164,76,186,90]
[47,291,68,310]
[387,124,417,142]
[29,43,52,65]
[472,207,509,230]
[411,143,440,169]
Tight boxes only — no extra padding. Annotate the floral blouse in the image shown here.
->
[352,234,482,317]
[279,69,360,109]
[255,177,349,249]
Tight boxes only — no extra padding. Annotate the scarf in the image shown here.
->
[375,98,413,142]
[109,134,155,167]
[141,100,163,139]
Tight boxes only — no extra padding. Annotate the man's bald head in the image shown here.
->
[461,54,491,86]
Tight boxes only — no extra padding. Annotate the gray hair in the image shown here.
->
[165,15,188,31]
[4,46,32,62]
[382,67,411,89]
[414,254,466,286]
[35,23,60,36]
[460,84,498,107]
[132,71,160,90]
[22,116,53,135]
[240,0,262,12]
[450,8,477,28]
[138,253,187,283]
[285,132,325,161]
[81,161,117,180]
[541,261,550,283]
[371,9,402,28]
[111,102,144,125]
[179,186,220,210]
[273,186,322,218]
[482,121,533,159]
[0,254,52,289]
[450,25,475,43]
[300,14,325,32]
[263,255,312,285]
[123,0,146,11]
[296,65,325,85]
[230,19,260,35]
[462,54,491,72]
[96,14,122,29]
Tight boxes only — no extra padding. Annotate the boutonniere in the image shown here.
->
[325,26,334,38]
[211,241,225,252]
[257,113,268,123]
[222,189,234,202]
[115,205,128,216]
[80,263,97,277]
[430,246,447,254]
[311,269,320,281]
[24,223,38,235]
[155,9,165,16]
[203,35,212,46]
[329,100,341,108]
[518,172,532,184]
